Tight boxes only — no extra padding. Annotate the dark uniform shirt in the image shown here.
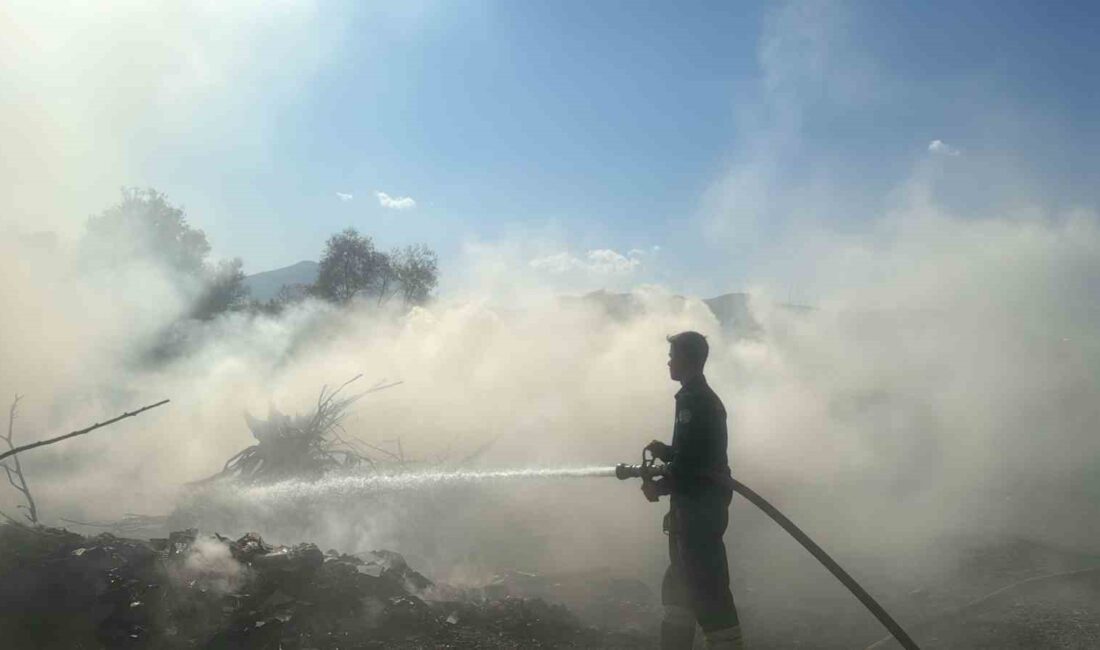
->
[665,374,731,504]
[658,374,740,634]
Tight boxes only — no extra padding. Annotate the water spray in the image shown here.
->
[229,466,618,506]
[217,454,919,648]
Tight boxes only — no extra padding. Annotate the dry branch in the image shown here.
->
[1,395,37,523]
[0,399,170,464]
[193,377,401,485]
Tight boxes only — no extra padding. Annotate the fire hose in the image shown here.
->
[616,451,920,650]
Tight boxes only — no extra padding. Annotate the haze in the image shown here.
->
[2,1,1099,647]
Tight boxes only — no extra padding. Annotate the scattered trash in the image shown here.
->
[356,563,384,578]
[0,522,651,649]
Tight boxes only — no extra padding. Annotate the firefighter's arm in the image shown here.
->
[665,400,710,484]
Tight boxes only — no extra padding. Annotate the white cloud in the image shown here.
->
[587,249,642,274]
[336,192,353,202]
[376,191,416,210]
[529,248,643,275]
[528,252,577,274]
[928,139,961,156]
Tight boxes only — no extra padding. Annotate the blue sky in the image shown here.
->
[4,0,1099,297]
[154,2,763,277]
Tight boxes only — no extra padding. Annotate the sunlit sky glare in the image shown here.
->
[4,0,1099,296]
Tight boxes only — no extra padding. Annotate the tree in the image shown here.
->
[314,228,388,304]
[392,244,438,305]
[373,253,398,306]
[84,187,210,278]
[249,284,311,316]
[1,396,37,525]
[84,188,247,321]
[193,258,250,319]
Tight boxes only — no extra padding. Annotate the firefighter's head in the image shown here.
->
[667,331,708,382]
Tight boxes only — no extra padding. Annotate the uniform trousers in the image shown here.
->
[661,493,739,644]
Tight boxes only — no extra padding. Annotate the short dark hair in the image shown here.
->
[667,331,708,367]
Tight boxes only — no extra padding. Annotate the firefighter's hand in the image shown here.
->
[641,480,661,503]
[645,440,672,462]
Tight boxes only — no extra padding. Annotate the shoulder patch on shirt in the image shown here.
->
[677,409,692,424]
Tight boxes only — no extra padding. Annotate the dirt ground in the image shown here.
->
[2,521,1099,649]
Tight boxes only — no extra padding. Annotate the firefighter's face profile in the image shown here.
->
[668,345,684,381]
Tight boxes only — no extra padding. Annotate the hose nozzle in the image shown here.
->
[615,463,642,480]
[615,448,666,481]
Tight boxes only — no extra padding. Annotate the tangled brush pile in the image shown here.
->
[198,376,401,485]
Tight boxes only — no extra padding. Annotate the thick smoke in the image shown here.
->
[3,197,1100,593]
[2,2,1099,641]
[175,536,246,595]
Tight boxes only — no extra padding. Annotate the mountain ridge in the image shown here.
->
[245,262,806,334]
[243,260,319,302]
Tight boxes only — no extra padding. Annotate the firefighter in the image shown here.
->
[643,331,744,650]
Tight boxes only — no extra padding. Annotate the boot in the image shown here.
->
[660,622,696,650]
[660,605,696,650]
[704,625,745,649]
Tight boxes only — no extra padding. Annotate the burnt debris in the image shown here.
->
[0,522,652,649]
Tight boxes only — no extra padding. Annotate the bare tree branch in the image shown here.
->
[0,396,20,446]
[3,463,22,492]
[0,396,37,524]
[0,399,169,464]
[198,376,403,484]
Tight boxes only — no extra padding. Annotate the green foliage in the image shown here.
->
[313,228,389,304]
[313,228,439,307]
[192,258,250,320]
[248,284,312,316]
[85,187,210,278]
[85,187,251,320]
[83,192,441,318]
[392,244,439,305]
